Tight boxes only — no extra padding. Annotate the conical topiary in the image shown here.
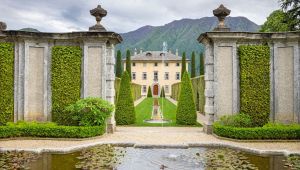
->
[160,87,165,98]
[115,71,135,125]
[147,86,152,98]
[176,71,197,125]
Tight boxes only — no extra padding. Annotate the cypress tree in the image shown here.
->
[116,50,122,78]
[126,50,131,80]
[191,51,196,78]
[147,86,152,98]
[181,52,186,79]
[115,71,136,125]
[200,53,205,75]
[176,71,197,125]
[160,87,165,98]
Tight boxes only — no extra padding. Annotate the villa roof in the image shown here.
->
[124,51,190,62]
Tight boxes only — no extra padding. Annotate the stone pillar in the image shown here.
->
[105,42,116,133]
[202,38,215,134]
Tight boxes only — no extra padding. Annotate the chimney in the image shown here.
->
[134,48,137,55]
[176,49,178,56]
[140,48,143,54]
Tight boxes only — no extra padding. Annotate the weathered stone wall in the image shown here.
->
[198,32,300,133]
[0,31,122,132]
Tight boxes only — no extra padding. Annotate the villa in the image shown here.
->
[124,50,189,97]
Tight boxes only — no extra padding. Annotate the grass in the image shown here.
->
[132,97,201,127]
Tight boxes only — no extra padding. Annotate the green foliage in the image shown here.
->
[160,87,165,98]
[213,122,300,140]
[115,72,135,125]
[126,50,131,80]
[0,121,105,138]
[147,86,152,98]
[0,43,14,125]
[65,98,114,127]
[200,53,204,75]
[238,45,270,127]
[218,114,253,128]
[115,78,141,103]
[51,46,82,125]
[116,50,122,78]
[181,52,186,79]
[171,76,205,113]
[191,52,196,78]
[131,83,142,101]
[176,72,197,125]
[280,0,300,31]
[260,10,290,32]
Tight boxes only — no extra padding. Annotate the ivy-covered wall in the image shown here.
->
[0,43,14,125]
[238,45,270,126]
[51,46,82,125]
[171,76,205,113]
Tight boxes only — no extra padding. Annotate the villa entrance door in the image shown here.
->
[153,85,159,96]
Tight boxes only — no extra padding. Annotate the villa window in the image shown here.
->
[142,72,147,80]
[165,63,169,67]
[165,85,169,93]
[142,85,147,93]
[165,72,169,80]
[176,63,180,67]
[143,63,147,67]
[154,71,158,81]
[132,62,136,67]
[154,62,158,67]
[176,72,180,80]
[132,72,136,80]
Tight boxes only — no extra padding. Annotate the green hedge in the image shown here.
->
[51,46,82,125]
[171,76,205,113]
[0,122,104,138]
[213,122,300,140]
[0,43,14,125]
[176,72,197,125]
[115,78,141,103]
[238,45,270,127]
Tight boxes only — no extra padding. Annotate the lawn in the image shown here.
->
[133,97,201,127]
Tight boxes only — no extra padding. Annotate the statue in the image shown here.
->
[0,21,7,31]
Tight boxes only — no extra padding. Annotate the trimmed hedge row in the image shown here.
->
[0,43,14,125]
[51,46,82,125]
[213,122,300,140]
[115,78,142,103]
[0,122,105,138]
[171,76,205,113]
[238,45,270,127]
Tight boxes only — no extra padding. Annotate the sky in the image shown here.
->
[0,0,280,33]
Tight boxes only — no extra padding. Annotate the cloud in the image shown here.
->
[0,0,280,33]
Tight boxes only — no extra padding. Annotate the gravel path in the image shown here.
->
[0,127,299,155]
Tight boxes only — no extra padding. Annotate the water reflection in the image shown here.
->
[2,146,297,170]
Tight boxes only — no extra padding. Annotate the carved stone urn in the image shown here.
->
[213,4,231,31]
[89,5,107,32]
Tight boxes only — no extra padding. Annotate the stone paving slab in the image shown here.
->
[0,127,299,156]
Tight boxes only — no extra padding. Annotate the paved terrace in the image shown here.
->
[0,127,299,156]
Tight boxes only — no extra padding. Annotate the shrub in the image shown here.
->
[160,87,165,98]
[181,52,186,79]
[0,43,14,125]
[116,50,122,78]
[147,86,152,98]
[238,45,270,127]
[65,98,114,127]
[191,51,196,78]
[176,71,197,125]
[0,122,105,138]
[115,71,135,125]
[218,113,253,128]
[213,122,300,140]
[126,50,131,80]
[51,46,82,125]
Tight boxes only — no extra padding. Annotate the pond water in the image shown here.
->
[1,145,299,170]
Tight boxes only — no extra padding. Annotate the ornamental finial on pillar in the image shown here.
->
[89,5,107,32]
[0,21,7,31]
[213,4,231,31]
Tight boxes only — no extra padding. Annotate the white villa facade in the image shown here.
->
[124,50,189,97]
